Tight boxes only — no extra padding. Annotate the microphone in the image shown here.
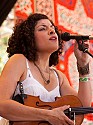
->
[61,32,93,41]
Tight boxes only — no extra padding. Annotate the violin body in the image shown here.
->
[11,94,85,125]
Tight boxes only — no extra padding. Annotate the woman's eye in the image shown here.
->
[52,26,55,30]
[39,27,46,31]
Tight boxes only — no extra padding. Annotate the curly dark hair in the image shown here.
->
[7,13,62,66]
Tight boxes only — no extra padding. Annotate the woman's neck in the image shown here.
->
[34,59,50,72]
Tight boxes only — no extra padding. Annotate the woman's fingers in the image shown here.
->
[49,105,74,125]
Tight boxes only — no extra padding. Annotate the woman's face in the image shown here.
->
[34,19,59,53]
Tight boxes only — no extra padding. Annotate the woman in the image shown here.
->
[0,13,92,125]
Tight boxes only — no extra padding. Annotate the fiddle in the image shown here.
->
[11,94,93,125]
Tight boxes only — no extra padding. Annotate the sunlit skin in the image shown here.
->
[34,19,59,54]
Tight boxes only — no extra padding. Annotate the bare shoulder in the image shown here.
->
[51,67,66,85]
[9,54,26,63]
[52,67,77,96]
[51,67,65,77]
[0,54,28,99]
[5,54,26,67]
[1,54,27,79]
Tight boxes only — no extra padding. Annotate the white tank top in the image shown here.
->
[14,59,61,102]
[0,59,61,125]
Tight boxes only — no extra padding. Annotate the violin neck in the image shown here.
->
[65,107,93,115]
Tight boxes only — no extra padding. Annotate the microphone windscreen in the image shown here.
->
[61,32,71,41]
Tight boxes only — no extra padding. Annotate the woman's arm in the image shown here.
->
[0,54,74,125]
[0,54,50,121]
[59,41,92,107]
[60,72,92,107]
[74,40,92,106]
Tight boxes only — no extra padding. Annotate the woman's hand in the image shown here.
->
[48,105,74,125]
[74,40,91,67]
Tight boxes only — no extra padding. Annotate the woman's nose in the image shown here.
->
[48,28,55,35]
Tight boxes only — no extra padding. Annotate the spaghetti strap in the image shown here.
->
[53,69,60,85]
[25,58,33,78]
[26,58,29,69]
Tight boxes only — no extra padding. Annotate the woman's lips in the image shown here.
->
[49,36,57,41]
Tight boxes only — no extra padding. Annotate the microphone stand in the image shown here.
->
[84,49,93,58]
[77,40,93,58]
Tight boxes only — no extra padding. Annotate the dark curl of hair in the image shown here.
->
[7,13,62,66]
